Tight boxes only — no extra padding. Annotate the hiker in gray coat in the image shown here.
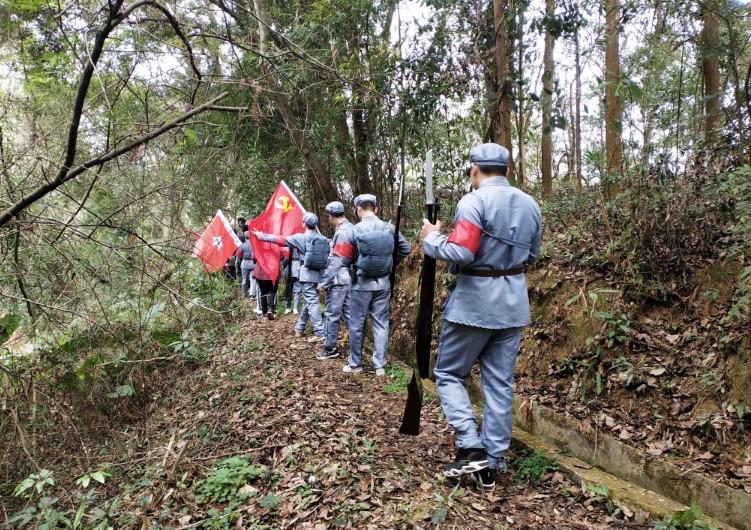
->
[235,233,255,298]
[420,142,542,492]
[253,212,329,339]
[345,194,410,376]
[316,201,354,360]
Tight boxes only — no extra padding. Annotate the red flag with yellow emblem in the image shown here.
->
[248,181,306,283]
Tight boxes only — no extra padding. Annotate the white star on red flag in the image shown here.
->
[192,210,241,272]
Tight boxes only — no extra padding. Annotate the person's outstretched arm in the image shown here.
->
[420,194,481,267]
[252,230,288,247]
[395,231,411,264]
[525,204,544,266]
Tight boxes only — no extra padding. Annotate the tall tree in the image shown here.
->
[251,0,340,203]
[541,0,555,198]
[493,0,516,183]
[604,0,624,189]
[574,23,583,193]
[721,0,748,160]
[514,0,528,188]
[701,0,721,148]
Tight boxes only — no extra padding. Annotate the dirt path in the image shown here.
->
[81,311,649,529]
[111,311,647,529]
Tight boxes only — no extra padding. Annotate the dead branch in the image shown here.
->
[0,0,225,230]
[0,92,227,230]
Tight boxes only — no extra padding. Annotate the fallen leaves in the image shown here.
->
[646,440,674,457]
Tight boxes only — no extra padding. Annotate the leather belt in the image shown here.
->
[459,267,525,277]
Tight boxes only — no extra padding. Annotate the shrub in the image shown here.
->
[195,457,267,504]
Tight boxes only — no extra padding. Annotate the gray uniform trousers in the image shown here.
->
[434,321,522,470]
[295,282,324,336]
[292,279,302,312]
[347,288,390,370]
[324,285,351,350]
[241,268,253,297]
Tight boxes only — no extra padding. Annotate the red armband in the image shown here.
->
[447,219,482,254]
[333,242,355,259]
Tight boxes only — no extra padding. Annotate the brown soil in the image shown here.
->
[516,260,751,494]
[3,311,647,529]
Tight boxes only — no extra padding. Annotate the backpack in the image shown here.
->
[354,222,394,277]
[303,233,330,270]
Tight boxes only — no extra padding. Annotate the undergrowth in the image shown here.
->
[651,503,719,530]
[383,363,411,394]
[514,450,558,484]
[0,260,242,501]
[195,456,267,504]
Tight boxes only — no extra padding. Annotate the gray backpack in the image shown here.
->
[303,233,330,270]
[354,222,394,277]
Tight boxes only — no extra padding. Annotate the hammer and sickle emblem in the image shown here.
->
[275,195,294,213]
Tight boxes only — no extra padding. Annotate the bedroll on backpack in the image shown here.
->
[354,224,394,277]
[303,234,330,270]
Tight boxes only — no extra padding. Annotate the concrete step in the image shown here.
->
[512,397,748,530]
[511,425,733,530]
[415,375,746,529]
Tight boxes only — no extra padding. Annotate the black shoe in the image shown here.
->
[316,348,340,360]
[266,312,276,320]
[473,468,497,492]
[442,448,489,478]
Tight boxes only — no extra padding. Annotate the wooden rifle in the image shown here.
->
[399,150,437,435]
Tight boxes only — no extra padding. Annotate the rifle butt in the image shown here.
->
[398,373,422,436]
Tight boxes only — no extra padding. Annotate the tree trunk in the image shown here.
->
[639,6,665,174]
[604,0,624,193]
[252,0,339,204]
[721,0,746,159]
[515,3,526,188]
[568,86,575,184]
[493,0,516,184]
[333,110,363,194]
[541,0,555,198]
[574,25,583,193]
[352,106,375,195]
[701,0,721,148]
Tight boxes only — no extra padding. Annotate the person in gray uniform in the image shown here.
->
[420,143,543,492]
[316,201,354,360]
[345,194,411,376]
[235,233,255,298]
[253,212,328,339]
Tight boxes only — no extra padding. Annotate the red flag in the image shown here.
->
[248,181,306,283]
[192,210,242,272]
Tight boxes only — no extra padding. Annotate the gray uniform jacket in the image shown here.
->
[290,247,301,279]
[319,219,355,289]
[257,231,328,283]
[237,241,255,270]
[352,214,411,292]
[423,176,543,329]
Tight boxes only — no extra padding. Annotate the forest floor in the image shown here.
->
[515,261,751,494]
[27,308,652,530]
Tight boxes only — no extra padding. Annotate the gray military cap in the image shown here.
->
[325,201,345,215]
[303,212,318,228]
[354,194,377,207]
[469,143,510,167]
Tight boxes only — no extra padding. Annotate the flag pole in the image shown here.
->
[280,180,307,213]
